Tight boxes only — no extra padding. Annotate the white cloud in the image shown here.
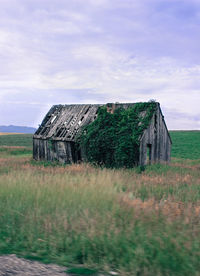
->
[0,0,200,129]
[86,0,109,7]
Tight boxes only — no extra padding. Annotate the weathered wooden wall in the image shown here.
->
[139,107,171,166]
[33,138,80,163]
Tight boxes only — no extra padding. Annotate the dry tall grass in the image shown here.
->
[0,150,200,275]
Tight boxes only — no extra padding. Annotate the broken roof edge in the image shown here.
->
[33,104,101,140]
[47,101,159,107]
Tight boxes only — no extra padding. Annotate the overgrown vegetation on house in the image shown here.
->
[78,102,157,168]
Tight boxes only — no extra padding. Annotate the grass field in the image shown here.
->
[170,131,200,160]
[0,132,200,275]
[0,133,33,147]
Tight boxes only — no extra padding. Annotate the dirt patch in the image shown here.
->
[0,255,69,276]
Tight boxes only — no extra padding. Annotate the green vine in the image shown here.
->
[77,102,157,168]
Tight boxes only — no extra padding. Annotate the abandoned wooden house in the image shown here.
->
[33,102,172,166]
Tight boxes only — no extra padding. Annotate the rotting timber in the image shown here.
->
[33,102,172,166]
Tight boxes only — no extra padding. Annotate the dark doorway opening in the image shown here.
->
[77,147,81,162]
[147,144,152,164]
[71,142,82,163]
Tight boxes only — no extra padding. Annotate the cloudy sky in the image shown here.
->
[0,0,200,129]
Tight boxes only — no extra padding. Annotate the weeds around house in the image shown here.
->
[0,133,200,275]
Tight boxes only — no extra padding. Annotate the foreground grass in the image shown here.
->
[0,155,200,275]
[0,132,200,275]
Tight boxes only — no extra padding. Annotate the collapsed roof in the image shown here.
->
[33,103,152,141]
[34,104,100,141]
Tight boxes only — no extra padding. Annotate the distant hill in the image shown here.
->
[0,125,36,134]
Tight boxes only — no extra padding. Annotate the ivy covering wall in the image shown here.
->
[78,102,157,168]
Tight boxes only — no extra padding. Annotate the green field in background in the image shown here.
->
[0,134,33,147]
[170,131,200,159]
